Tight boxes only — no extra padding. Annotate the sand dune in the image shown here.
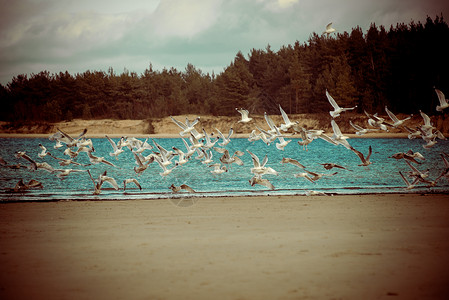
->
[1,112,447,138]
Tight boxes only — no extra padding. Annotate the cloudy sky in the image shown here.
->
[0,0,447,84]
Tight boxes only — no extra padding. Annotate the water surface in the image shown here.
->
[1,137,448,202]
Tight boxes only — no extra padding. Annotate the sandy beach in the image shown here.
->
[1,194,449,299]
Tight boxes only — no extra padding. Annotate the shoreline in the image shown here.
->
[1,193,449,299]
[0,132,411,139]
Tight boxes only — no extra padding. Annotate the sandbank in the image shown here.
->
[1,193,449,299]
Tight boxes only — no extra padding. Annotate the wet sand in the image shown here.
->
[1,194,449,299]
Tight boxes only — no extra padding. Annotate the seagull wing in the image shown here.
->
[180,184,195,193]
[331,120,343,136]
[366,146,373,161]
[385,106,399,123]
[279,105,291,125]
[170,116,187,130]
[435,89,448,106]
[326,90,340,110]
[102,176,119,190]
[246,150,260,168]
[350,147,366,165]
[105,135,118,152]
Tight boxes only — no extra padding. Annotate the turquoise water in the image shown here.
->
[0,137,448,202]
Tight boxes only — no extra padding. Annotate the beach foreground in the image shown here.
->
[1,194,449,299]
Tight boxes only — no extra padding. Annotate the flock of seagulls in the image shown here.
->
[1,83,448,196]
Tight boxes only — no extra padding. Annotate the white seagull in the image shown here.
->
[399,171,416,190]
[209,163,228,175]
[87,170,119,195]
[215,127,233,146]
[331,120,351,149]
[38,144,49,158]
[349,120,377,135]
[105,135,124,160]
[326,90,356,118]
[385,106,412,128]
[279,105,298,131]
[435,88,449,112]
[170,116,200,136]
[236,108,253,123]
[123,178,142,191]
[323,22,336,36]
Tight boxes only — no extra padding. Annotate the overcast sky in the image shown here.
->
[0,0,447,85]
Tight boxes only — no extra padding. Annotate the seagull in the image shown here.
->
[274,126,291,151]
[38,144,49,158]
[123,178,142,191]
[63,147,79,159]
[390,150,424,164]
[304,169,338,181]
[209,163,228,175]
[323,22,336,36]
[297,128,314,150]
[247,150,278,176]
[13,179,44,192]
[215,127,233,146]
[385,106,412,127]
[169,184,195,193]
[87,170,119,195]
[326,90,356,118]
[405,160,429,181]
[402,126,421,139]
[154,156,176,177]
[280,157,305,169]
[279,105,298,131]
[201,149,214,165]
[305,190,327,196]
[236,108,253,123]
[131,138,153,154]
[435,153,449,182]
[53,168,88,180]
[435,88,449,112]
[202,128,218,149]
[49,128,88,148]
[170,116,200,136]
[419,110,435,132]
[181,138,196,158]
[331,120,351,149]
[398,171,416,190]
[350,145,373,167]
[294,172,316,183]
[47,152,90,167]
[172,147,189,166]
[15,151,38,170]
[255,126,277,145]
[152,139,175,167]
[349,120,377,136]
[215,147,244,166]
[86,149,117,167]
[105,135,124,160]
[364,110,390,131]
[249,175,275,190]
[264,112,278,134]
[132,152,152,175]
[189,133,204,149]
[320,163,351,171]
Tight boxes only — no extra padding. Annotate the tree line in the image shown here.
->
[1,15,448,123]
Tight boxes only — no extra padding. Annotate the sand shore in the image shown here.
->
[1,194,449,299]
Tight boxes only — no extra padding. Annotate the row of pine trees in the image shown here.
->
[1,15,448,123]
